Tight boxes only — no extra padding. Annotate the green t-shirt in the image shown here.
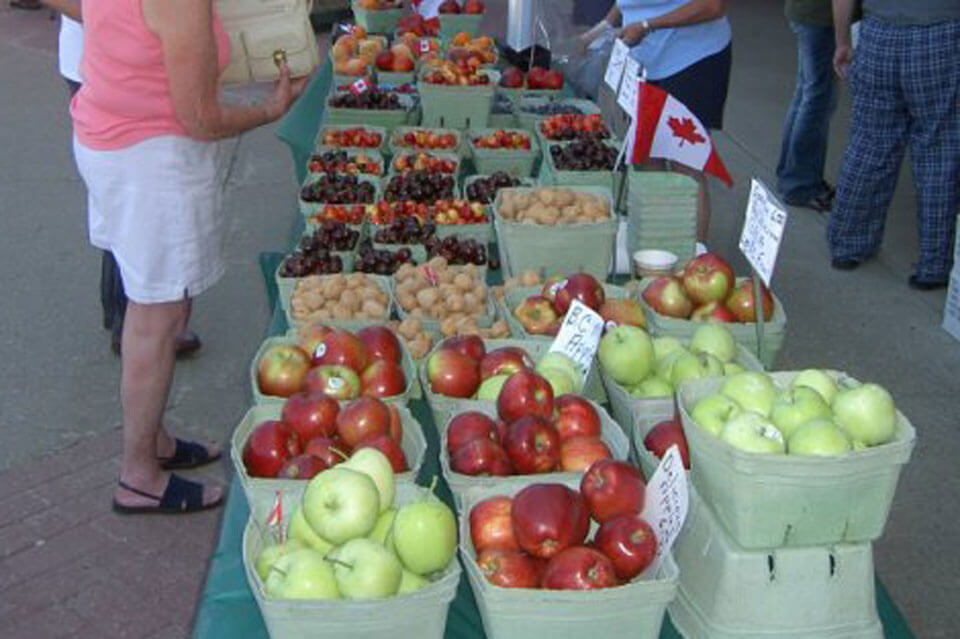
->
[785,0,833,27]
[864,0,960,25]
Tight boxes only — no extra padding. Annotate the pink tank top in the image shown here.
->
[71,0,231,150]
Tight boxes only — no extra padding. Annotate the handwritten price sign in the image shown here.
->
[604,38,630,91]
[548,299,605,382]
[739,178,788,287]
[617,57,641,117]
[640,445,689,570]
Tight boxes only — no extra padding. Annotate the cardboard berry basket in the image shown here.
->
[539,140,624,195]
[497,283,633,344]
[458,482,679,639]
[394,281,497,341]
[439,401,630,508]
[389,125,465,157]
[626,170,699,264]
[242,483,461,639]
[298,174,381,218]
[669,485,884,639]
[438,13,484,39]
[387,150,463,180]
[351,3,404,33]
[493,185,617,281]
[274,254,359,318]
[249,331,419,407]
[307,147,385,178]
[677,372,916,549]
[635,276,788,369]
[534,120,615,156]
[230,403,426,522]
[630,405,677,478]
[324,92,416,132]
[515,97,602,132]
[315,124,389,154]
[496,85,563,107]
[466,128,541,178]
[462,174,537,243]
[276,263,393,328]
[418,69,500,130]
[374,68,417,88]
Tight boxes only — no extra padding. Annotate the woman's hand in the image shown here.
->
[263,64,310,122]
[833,43,853,80]
[620,22,651,46]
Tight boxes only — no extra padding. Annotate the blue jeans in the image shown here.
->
[776,21,837,203]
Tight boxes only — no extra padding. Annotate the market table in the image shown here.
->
[191,65,916,639]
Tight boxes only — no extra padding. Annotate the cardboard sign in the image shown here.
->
[617,57,641,116]
[641,445,689,566]
[604,38,631,91]
[547,299,605,381]
[739,178,788,287]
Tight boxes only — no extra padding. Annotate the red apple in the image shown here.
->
[580,459,646,523]
[504,416,561,474]
[392,54,415,72]
[463,0,484,14]
[479,347,533,380]
[681,253,735,305]
[511,483,589,559]
[643,418,691,469]
[599,298,647,328]
[438,0,461,13]
[559,436,612,472]
[304,436,350,467]
[360,359,407,398]
[500,67,525,88]
[690,300,739,323]
[447,411,499,455]
[513,295,559,335]
[335,396,392,449]
[375,50,395,72]
[726,279,775,322]
[642,277,694,319]
[257,345,311,398]
[356,326,403,364]
[553,394,602,441]
[281,391,340,442]
[477,550,539,588]
[527,66,548,90]
[242,420,301,478]
[356,435,407,472]
[553,273,606,315]
[303,365,362,400]
[313,329,369,373]
[470,496,519,553]
[427,348,481,398]
[541,547,619,590]
[386,404,403,442]
[439,334,486,363]
[498,370,554,423]
[594,514,658,581]
[277,454,328,480]
[450,438,513,476]
[543,69,564,90]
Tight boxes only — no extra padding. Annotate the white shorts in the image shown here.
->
[73,135,231,304]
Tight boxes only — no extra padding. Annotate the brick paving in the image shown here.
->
[0,429,225,639]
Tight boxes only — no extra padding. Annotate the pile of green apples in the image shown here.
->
[598,323,746,398]
[689,370,899,456]
[255,448,458,600]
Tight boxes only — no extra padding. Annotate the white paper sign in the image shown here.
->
[617,57,641,117]
[414,0,442,19]
[604,38,631,91]
[641,445,689,565]
[547,299,605,381]
[739,178,788,287]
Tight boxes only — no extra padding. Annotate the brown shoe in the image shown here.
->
[175,331,202,358]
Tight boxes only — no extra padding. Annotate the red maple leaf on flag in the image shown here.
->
[667,117,706,147]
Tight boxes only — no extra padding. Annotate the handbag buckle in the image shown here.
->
[273,49,288,68]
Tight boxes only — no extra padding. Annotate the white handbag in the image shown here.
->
[216,0,322,84]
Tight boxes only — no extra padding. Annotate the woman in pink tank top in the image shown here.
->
[72,0,308,515]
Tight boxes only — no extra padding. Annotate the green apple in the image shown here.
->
[720,411,785,454]
[630,376,673,398]
[691,393,742,436]
[256,538,306,581]
[398,569,430,594]
[328,538,403,600]
[652,336,684,362]
[538,366,577,397]
[598,325,654,387]
[770,386,832,439]
[831,383,897,446]
[476,374,509,401]
[302,467,380,545]
[341,448,395,513]
[723,362,745,376]
[288,507,334,555]
[787,418,852,457]
[368,508,397,546]
[536,352,583,389]
[689,324,737,363]
[265,548,340,600]
[721,371,777,417]
[670,351,724,388]
[790,369,838,404]
[392,496,457,576]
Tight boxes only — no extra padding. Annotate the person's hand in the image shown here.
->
[620,23,650,46]
[263,63,309,122]
[833,43,853,80]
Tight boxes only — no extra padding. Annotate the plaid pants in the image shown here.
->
[827,16,960,280]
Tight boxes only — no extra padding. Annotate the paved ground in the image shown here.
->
[0,1,957,638]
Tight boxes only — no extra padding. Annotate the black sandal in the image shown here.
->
[10,0,43,9]
[158,438,221,470]
[112,475,223,515]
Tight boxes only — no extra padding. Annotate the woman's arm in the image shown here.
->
[41,0,80,22]
[143,0,305,140]
[621,0,726,45]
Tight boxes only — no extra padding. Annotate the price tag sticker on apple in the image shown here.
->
[739,178,788,287]
[617,57,641,116]
[641,445,688,569]
[419,39,432,55]
[604,38,630,91]
[547,299,605,382]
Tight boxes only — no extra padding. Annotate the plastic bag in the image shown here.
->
[556,29,617,100]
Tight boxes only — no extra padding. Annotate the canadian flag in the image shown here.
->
[349,77,372,96]
[627,81,732,187]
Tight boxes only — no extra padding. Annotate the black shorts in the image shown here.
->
[650,44,731,130]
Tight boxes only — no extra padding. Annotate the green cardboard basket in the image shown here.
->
[277,269,393,329]
[462,173,538,241]
[540,140,623,193]
[466,128,540,178]
[418,70,499,130]
[627,171,699,264]
[498,283,633,343]
[677,371,916,549]
[351,3,404,33]
[515,97,601,132]
[324,92,416,132]
[438,13,483,39]
[299,174,380,217]
[389,126,464,157]
[307,148,385,178]
[315,124,389,154]
[630,405,677,478]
